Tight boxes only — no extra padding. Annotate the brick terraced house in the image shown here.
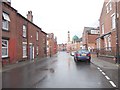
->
[2,1,47,65]
[97,0,120,58]
[82,27,100,52]
[47,33,57,57]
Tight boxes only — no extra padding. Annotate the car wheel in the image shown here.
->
[74,57,78,62]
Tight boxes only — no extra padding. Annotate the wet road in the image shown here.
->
[2,52,118,88]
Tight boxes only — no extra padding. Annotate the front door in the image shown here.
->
[30,45,34,60]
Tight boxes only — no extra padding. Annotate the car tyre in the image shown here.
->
[74,57,78,62]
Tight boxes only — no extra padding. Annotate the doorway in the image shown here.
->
[30,44,34,60]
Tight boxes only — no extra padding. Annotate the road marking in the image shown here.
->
[105,76,110,80]
[99,69,102,72]
[102,72,106,75]
[97,67,100,70]
[97,67,117,88]
[109,81,117,87]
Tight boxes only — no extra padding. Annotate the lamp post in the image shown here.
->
[115,1,120,64]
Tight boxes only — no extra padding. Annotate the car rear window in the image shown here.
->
[78,49,89,53]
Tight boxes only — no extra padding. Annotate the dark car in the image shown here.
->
[74,49,91,63]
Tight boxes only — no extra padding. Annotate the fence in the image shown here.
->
[93,47,120,57]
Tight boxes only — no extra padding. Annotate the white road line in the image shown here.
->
[97,67,100,70]
[109,81,117,87]
[105,76,110,80]
[102,72,106,75]
[97,67,117,88]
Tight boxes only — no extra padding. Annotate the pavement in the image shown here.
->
[91,54,119,69]
[1,54,119,72]
[1,57,49,72]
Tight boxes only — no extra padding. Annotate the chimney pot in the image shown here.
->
[27,11,33,22]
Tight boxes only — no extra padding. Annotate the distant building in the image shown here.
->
[57,43,67,51]
[82,27,100,51]
[47,33,57,56]
[66,31,83,52]
[71,35,81,51]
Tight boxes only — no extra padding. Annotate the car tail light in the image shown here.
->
[87,53,91,57]
[76,54,80,56]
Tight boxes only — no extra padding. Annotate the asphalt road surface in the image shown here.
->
[2,52,118,89]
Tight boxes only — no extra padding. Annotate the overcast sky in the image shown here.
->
[11,0,104,44]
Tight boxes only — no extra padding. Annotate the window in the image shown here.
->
[23,25,27,37]
[106,6,109,13]
[2,12,10,30]
[36,31,39,40]
[101,24,104,34]
[109,2,112,11]
[36,46,39,55]
[112,14,116,29]
[7,0,11,2]
[97,39,100,50]
[108,36,111,50]
[106,1,112,13]
[2,39,8,58]
[23,43,27,58]
[104,37,108,50]
[91,30,99,34]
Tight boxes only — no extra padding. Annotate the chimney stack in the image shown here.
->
[27,11,33,22]
[2,0,11,5]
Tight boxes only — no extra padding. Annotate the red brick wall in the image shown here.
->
[16,14,28,61]
[28,23,39,59]
[2,3,18,64]
[118,2,120,48]
[2,2,47,65]
[100,1,117,50]
[88,34,98,43]
[87,34,98,49]
[100,2,116,34]
[40,32,47,57]
[47,34,57,56]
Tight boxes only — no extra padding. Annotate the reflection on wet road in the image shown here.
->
[2,52,118,88]
[35,52,115,88]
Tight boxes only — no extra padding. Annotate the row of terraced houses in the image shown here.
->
[96,0,120,59]
[82,0,120,61]
[0,1,57,66]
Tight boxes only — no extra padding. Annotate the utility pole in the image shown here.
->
[115,1,120,64]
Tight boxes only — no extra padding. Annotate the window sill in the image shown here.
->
[2,56,9,59]
[23,56,27,58]
[2,29,10,32]
[111,28,116,32]
[23,36,27,38]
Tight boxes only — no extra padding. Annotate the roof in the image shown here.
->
[96,32,111,39]
[72,35,79,41]
[3,2,47,35]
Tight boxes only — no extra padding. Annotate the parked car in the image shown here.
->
[74,49,91,63]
